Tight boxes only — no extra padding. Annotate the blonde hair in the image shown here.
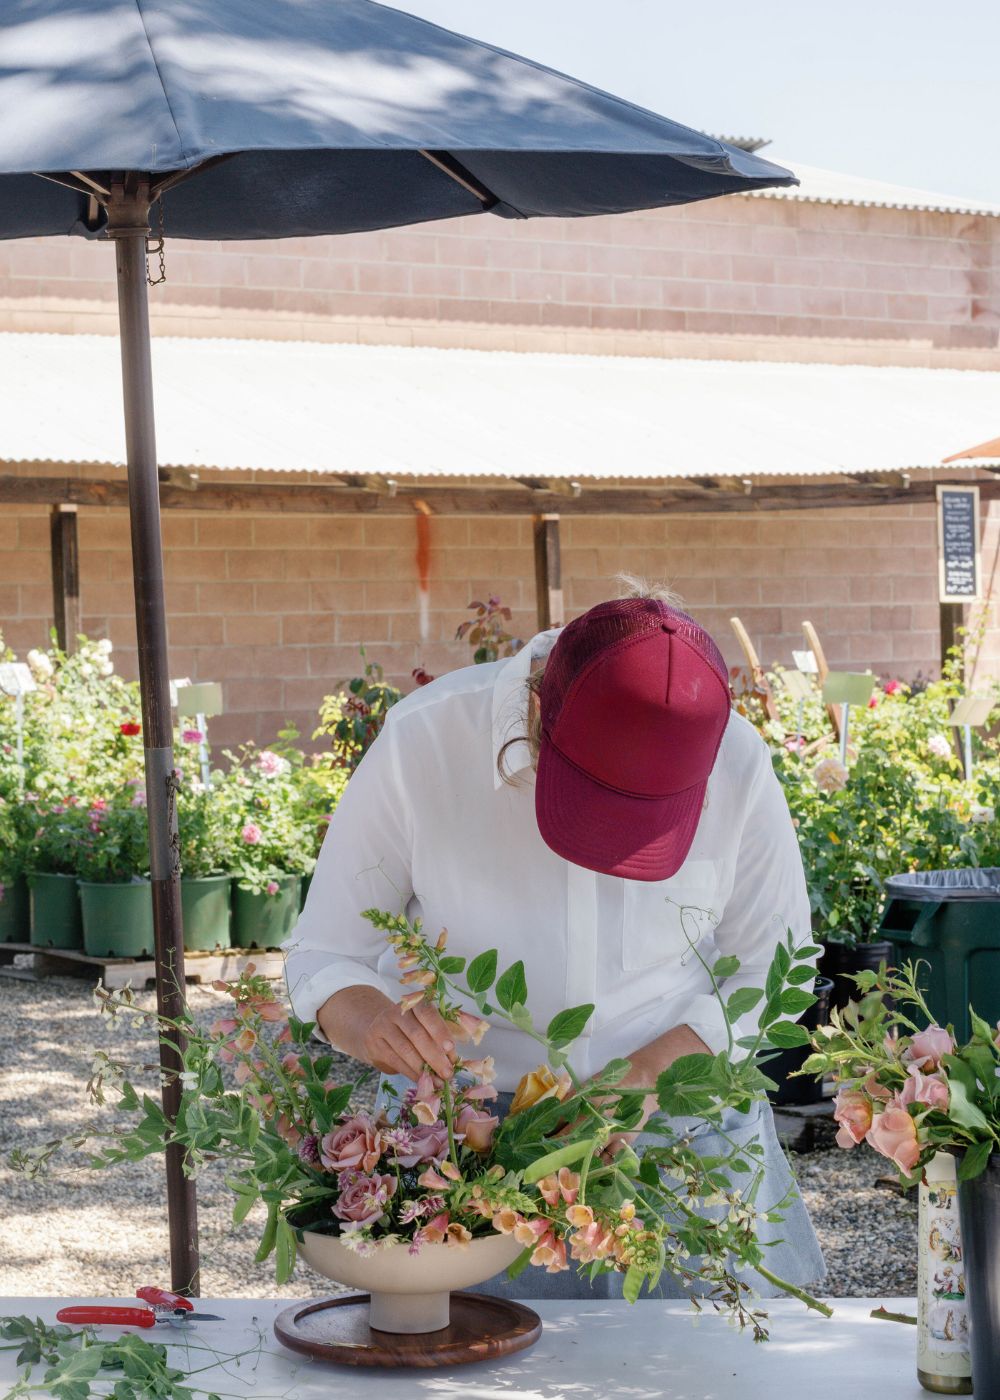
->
[497,577,684,782]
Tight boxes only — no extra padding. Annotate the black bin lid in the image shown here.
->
[884,869,1000,902]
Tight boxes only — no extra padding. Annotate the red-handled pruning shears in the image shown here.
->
[57,1287,224,1331]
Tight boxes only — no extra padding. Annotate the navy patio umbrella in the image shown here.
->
[0,0,796,1292]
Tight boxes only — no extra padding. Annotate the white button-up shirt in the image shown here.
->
[284,630,812,1091]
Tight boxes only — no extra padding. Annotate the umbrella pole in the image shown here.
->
[107,176,200,1296]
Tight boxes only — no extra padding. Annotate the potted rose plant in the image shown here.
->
[73,785,154,958]
[218,743,316,950]
[172,731,232,952]
[807,960,1000,1400]
[23,795,88,950]
[0,793,30,944]
[15,913,830,1348]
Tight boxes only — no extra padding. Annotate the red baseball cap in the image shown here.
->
[535,598,731,881]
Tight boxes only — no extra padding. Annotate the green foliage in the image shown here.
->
[312,646,402,775]
[0,1313,234,1400]
[761,665,1000,947]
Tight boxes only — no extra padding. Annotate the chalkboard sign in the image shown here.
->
[937,485,981,602]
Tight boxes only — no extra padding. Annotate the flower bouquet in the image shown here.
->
[14,907,831,1345]
[809,960,1000,1399]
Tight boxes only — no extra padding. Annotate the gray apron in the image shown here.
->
[375,1077,826,1301]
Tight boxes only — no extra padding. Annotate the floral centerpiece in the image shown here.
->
[15,911,830,1340]
[808,960,1000,1399]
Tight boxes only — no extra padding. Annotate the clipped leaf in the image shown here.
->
[255,1199,279,1263]
[766,1020,811,1048]
[438,956,466,975]
[496,961,528,1013]
[506,1245,533,1282]
[786,965,816,986]
[275,1214,297,1285]
[546,1004,595,1048]
[780,988,817,1016]
[957,1140,991,1181]
[712,955,741,980]
[467,950,498,993]
[793,943,824,961]
[726,987,764,1020]
[656,1054,721,1118]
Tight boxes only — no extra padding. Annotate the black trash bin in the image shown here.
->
[878,868,1000,1041]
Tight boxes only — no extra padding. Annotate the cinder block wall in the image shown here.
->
[1,194,998,362]
[4,495,997,752]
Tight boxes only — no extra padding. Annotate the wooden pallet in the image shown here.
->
[0,942,285,990]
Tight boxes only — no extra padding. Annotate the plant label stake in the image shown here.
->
[822,672,876,765]
[174,682,223,790]
[781,669,813,752]
[0,662,37,791]
[949,695,993,782]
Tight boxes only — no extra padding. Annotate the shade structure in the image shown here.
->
[2,0,795,240]
[0,0,796,1296]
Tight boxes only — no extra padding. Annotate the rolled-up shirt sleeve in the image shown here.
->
[681,743,813,1057]
[283,707,414,1040]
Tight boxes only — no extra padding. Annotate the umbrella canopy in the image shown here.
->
[2,0,795,240]
[0,0,796,1298]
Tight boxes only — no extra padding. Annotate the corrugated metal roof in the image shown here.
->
[750,159,1000,217]
[1,332,997,481]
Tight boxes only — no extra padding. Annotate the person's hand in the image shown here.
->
[361,997,457,1082]
[593,1025,711,1163]
[317,985,457,1082]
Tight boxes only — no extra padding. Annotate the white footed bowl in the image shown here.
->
[298,1229,522,1334]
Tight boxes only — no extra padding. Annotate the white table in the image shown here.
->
[0,1296,929,1398]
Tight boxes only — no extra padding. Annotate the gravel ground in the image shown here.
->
[0,968,915,1301]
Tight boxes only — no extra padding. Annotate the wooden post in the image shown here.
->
[802,619,842,739]
[49,503,81,654]
[729,616,779,721]
[533,514,563,630]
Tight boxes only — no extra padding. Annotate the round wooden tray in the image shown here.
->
[274,1291,543,1368]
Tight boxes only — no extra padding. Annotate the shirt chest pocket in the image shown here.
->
[621,859,723,972]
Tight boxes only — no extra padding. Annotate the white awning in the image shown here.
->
[1,332,997,481]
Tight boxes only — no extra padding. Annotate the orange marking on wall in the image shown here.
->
[414,500,432,641]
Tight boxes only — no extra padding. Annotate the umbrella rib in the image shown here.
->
[419,150,499,210]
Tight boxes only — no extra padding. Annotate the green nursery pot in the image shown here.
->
[29,872,83,950]
[232,876,301,950]
[180,875,232,952]
[78,880,155,958]
[0,875,30,944]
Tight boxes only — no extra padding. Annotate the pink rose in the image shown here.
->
[900,1065,950,1112]
[906,1027,956,1073]
[389,1122,450,1168]
[865,1097,921,1174]
[320,1114,384,1174]
[333,1170,396,1226]
[182,728,204,744]
[833,1088,874,1148]
[455,1104,499,1154]
[241,822,262,845]
[257,750,285,777]
[265,880,279,896]
[884,680,902,695]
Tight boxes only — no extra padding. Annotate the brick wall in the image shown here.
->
[1,194,998,366]
[4,492,998,751]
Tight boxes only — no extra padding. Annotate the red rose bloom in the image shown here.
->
[120,720,141,736]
